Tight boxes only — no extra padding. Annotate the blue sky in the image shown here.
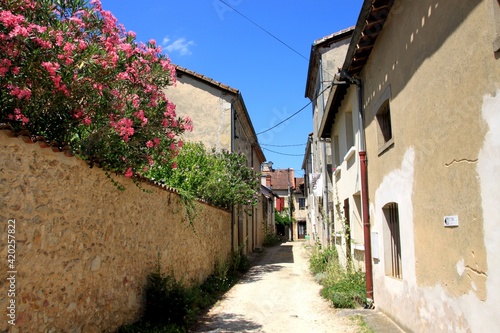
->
[100,0,363,176]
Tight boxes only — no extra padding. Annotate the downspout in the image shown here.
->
[319,59,331,245]
[230,103,235,253]
[341,70,373,304]
[251,144,255,251]
[309,136,317,240]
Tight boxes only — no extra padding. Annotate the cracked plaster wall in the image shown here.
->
[360,0,500,331]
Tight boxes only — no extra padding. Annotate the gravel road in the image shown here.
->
[191,241,367,333]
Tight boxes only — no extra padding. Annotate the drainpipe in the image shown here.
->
[231,103,235,253]
[341,70,373,303]
[319,59,331,245]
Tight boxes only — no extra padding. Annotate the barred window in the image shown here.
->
[383,202,402,279]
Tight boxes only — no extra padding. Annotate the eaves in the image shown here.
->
[319,0,395,138]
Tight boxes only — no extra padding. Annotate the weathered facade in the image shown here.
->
[261,167,295,239]
[303,29,354,248]
[292,178,307,240]
[318,0,500,331]
[165,66,267,253]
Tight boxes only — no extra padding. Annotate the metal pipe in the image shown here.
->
[319,59,331,244]
[231,103,235,253]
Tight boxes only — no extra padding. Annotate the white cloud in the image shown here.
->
[162,36,195,56]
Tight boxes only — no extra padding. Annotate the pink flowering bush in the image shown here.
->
[0,0,192,178]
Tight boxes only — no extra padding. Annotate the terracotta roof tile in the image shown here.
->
[261,169,295,191]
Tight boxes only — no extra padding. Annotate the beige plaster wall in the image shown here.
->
[164,76,233,152]
[360,0,500,331]
[330,87,365,269]
[0,131,232,332]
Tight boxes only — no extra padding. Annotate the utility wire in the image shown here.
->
[219,0,309,61]
[256,84,331,135]
[260,143,306,147]
[261,147,305,157]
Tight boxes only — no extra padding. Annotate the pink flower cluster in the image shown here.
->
[111,118,135,142]
[7,108,29,125]
[1,0,194,179]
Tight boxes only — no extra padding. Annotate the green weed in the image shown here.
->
[309,245,366,309]
[349,315,375,333]
[117,251,250,333]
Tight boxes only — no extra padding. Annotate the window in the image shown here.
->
[383,202,402,279]
[298,198,306,210]
[492,0,500,52]
[345,111,354,150]
[276,197,285,212]
[375,86,394,154]
[333,134,340,168]
[377,101,392,143]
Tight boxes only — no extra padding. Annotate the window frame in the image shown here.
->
[374,86,394,155]
[382,202,402,279]
[491,0,500,52]
[298,197,306,210]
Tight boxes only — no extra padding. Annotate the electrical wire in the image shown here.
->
[256,84,331,135]
[261,147,305,157]
[218,0,309,61]
[260,143,306,147]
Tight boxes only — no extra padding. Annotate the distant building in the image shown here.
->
[261,165,306,240]
[165,66,267,253]
[303,28,354,248]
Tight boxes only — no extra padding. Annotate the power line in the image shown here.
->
[262,147,305,157]
[260,143,306,147]
[219,0,309,61]
[256,84,331,135]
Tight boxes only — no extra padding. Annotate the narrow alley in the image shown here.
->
[191,242,403,333]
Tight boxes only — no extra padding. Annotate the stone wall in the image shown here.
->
[0,130,232,332]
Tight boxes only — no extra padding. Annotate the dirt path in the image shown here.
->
[190,241,366,333]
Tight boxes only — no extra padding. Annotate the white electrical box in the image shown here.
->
[371,232,379,259]
[444,215,459,227]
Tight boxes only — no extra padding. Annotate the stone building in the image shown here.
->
[165,66,267,253]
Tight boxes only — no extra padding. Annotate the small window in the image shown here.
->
[375,86,394,154]
[492,0,500,52]
[383,202,402,279]
[298,198,306,210]
[276,197,285,212]
[377,100,392,143]
[333,134,340,168]
[345,111,354,150]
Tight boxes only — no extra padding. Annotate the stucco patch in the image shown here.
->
[373,90,500,332]
[456,259,465,277]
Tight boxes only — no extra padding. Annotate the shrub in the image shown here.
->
[309,244,366,309]
[262,232,282,247]
[309,245,338,275]
[0,0,191,180]
[147,142,260,209]
[118,252,249,332]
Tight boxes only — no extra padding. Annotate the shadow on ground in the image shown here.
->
[239,244,295,283]
[191,313,262,333]
[239,264,283,283]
